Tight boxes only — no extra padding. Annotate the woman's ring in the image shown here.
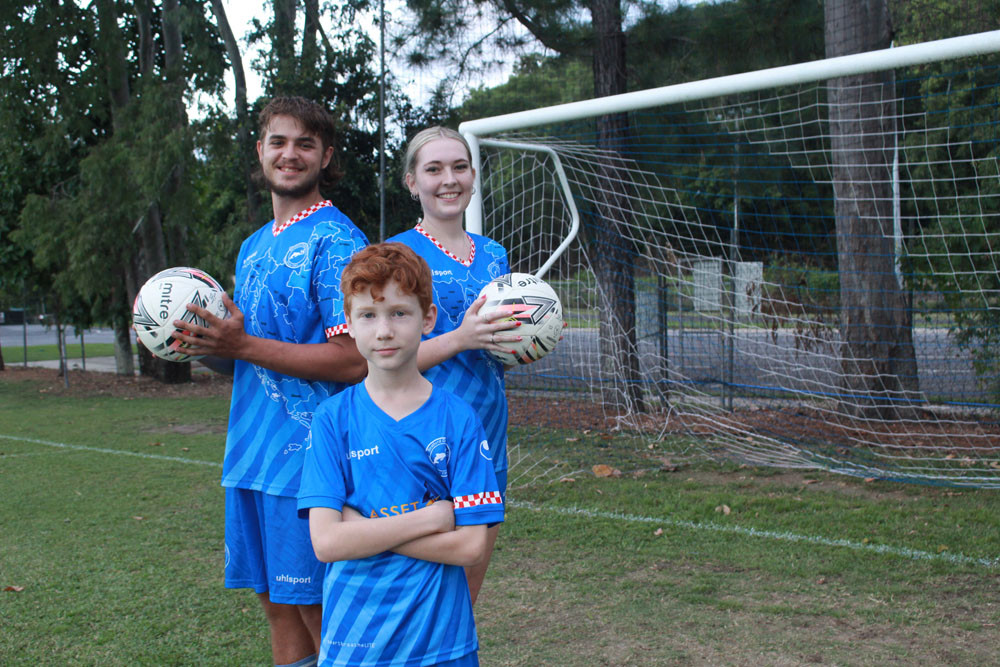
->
[491,333,496,345]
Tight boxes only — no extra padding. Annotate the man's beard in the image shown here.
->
[263,167,322,199]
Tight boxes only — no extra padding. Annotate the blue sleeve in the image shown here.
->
[232,230,257,307]
[314,217,369,337]
[298,398,349,514]
[448,401,505,527]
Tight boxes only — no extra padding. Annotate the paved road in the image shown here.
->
[1,323,128,348]
[1,324,133,373]
[507,326,987,405]
[4,323,985,405]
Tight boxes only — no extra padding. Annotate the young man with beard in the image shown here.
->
[174,96,369,667]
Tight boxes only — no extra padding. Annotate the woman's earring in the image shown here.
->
[410,192,419,201]
[471,187,477,195]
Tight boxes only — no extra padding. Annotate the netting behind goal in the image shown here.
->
[469,38,1000,488]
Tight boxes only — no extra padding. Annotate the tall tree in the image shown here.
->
[130,0,195,382]
[209,0,261,224]
[825,0,919,418]
[587,0,645,410]
[4,1,229,381]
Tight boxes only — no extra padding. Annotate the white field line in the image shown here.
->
[509,500,1000,569]
[0,433,222,468]
[5,432,996,569]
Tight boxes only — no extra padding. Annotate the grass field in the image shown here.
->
[2,367,999,665]
[2,343,120,363]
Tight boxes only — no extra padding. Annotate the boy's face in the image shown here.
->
[346,280,436,373]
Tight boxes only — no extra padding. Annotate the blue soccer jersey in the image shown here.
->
[222,201,369,497]
[387,225,510,477]
[298,383,504,667]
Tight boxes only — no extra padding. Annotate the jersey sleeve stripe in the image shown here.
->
[326,323,349,338]
[453,491,503,509]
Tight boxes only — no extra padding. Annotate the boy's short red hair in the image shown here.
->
[342,243,434,315]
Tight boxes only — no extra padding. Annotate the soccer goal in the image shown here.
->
[460,31,1000,488]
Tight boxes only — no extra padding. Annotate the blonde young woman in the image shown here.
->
[387,127,519,605]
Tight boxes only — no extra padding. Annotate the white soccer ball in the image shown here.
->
[132,267,228,363]
[478,272,564,365]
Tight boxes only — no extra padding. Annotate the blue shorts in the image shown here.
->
[436,652,478,667]
[224,486,324,604]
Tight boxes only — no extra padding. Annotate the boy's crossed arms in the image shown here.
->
[309,501,490,567]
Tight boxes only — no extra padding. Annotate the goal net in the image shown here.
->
[464,33,1000,488]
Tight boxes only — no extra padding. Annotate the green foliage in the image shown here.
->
[14,81,199,329]
[0,0,416,335]
[456,56,593,120]
[0,1,227,335]
[628,0,824,90]
[890,0,1000,46]
[889,0,1000,400]
[446,0,832,265]
[0,1,104,295]
[188,110,253,289]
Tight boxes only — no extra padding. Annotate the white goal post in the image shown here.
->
[459,30,1000,488]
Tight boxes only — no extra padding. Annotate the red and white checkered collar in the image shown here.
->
[272,200,332,236]
[414,223,475,267]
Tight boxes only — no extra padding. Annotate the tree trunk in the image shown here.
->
[162,0,183,77]
[273,0,297,93]
[135,0,154,78]
[134,201,190,383]
[159,0,190,271]
[301,0,320,76]
[210,0,260,224]
[98,0,147,380]
[825,0,919,419]
[111,270,135,376]
[114,318,135,376]
[96,0,130,123]
[587,0,646,413]
[127,0,192,384]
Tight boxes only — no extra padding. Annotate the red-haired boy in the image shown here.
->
[297,243,503,666]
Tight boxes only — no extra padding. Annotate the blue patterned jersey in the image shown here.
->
[222,201,369,497]
[386,226,510,475]
[298,383,504,666]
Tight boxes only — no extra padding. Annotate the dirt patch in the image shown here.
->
[512,390,1000,446]
[508,393,614,432]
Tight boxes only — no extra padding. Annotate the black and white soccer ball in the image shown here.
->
[132,267,228,363]
[478,272,564,365]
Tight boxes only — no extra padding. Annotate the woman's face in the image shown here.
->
[406,137,476,225]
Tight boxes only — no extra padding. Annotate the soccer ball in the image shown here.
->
[478,272,564,365]
[132,267,228,363]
